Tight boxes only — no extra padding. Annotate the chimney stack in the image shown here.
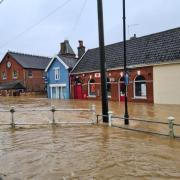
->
[78,40,85,59]
[59,40,76,57]
[60,42,66,55]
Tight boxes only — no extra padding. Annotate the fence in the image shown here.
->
[97,112,180,139]
[0,105,96,128]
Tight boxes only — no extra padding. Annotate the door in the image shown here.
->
[119,77,125,102]
[56,87,60,99]
[119,83,125,102]
[52,87,56,99]
[74,84,82,99]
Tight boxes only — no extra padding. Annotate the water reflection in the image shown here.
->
[0,97,180,179]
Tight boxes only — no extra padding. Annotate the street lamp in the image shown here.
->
[122,0,129,125]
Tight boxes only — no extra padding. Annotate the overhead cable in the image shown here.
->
[68,0,87,39]
[0,0,72,49]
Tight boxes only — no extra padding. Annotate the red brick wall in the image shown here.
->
[0,54,25,83]
[0,54,45,92]
[70,66,154,103]
[25,69,45,92]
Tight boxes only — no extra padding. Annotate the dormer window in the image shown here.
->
[2,71,7,80]
[12,70,18,79]
[54,68,60,80]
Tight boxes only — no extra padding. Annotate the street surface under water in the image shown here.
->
[0,96,180,179]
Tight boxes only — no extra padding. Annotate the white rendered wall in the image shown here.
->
[153,63,180,105]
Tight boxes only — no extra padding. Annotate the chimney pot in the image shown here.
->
[130,34,137,40]
[79,40,84,47]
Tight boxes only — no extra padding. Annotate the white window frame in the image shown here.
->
[88,79,96,97]
[54,67,60,80]
[2,71,7,80]
[12,70,18,79]
[49,84,66,99]
[107,79,112,98]
[28,69,33,78]
[133,76,147,99]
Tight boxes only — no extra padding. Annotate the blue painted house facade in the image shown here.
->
[45,40,82,99]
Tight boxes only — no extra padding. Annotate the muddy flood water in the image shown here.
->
[0,96,180,179]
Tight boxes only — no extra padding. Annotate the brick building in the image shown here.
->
[0,51,51,95]
[70,27,180,104]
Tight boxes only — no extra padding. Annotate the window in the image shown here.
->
[2,71,6,80]
[88,79,96,97]
[120,76,125,96]
[107,78,111,97]
[28,70,33,77]
[54,68,60,80]
[134,75,147,98]
[12,70,18,79]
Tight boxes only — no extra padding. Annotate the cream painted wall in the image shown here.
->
[153,63,180,104]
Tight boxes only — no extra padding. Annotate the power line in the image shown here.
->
[0,0,73,50]
[68,0,87,39]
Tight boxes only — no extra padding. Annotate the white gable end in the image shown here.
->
[45,55,69,72]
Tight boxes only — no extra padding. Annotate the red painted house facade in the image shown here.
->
[70,66,153,103]
[0,51,51,95]
[70,27,180,103]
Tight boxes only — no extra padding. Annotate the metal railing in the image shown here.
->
[97,112,180,139]
[0,105,96,128]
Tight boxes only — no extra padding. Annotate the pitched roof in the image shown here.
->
[0,81,25,90]
[7,51,51,69]
[58,55,78,69]
[45,55,78,72]
[71,27,180,74]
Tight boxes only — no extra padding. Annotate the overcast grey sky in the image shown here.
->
[0,0,179,59]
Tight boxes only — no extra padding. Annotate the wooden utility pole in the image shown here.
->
[97,0,109,123]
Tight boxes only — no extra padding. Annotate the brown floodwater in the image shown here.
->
[0,96,180,179]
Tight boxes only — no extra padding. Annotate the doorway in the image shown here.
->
[51,86,65,99]
[119,76,125,102]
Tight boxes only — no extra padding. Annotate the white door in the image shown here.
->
[56,87,60,99]
[52,87,56,99]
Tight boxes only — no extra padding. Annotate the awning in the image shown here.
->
[0,81,26,90]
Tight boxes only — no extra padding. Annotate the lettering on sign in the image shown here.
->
[94,73,101,78]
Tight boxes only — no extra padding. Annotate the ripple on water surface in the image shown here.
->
[0,126,180,180]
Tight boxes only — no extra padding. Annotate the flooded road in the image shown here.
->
[0,97,180,179]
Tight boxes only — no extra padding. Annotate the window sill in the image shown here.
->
[87,95,96,98]
[133,96,147,100]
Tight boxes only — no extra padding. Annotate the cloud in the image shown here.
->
[0,0,179,59]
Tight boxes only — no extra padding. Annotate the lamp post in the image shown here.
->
[97,0,109,123]
[123,0,129,125]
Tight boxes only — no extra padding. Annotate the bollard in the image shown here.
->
[91,104,96,124]
[168,116,175,138]
[10,106,15,128]
[51,105,56,124]
[108,111,113,127]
